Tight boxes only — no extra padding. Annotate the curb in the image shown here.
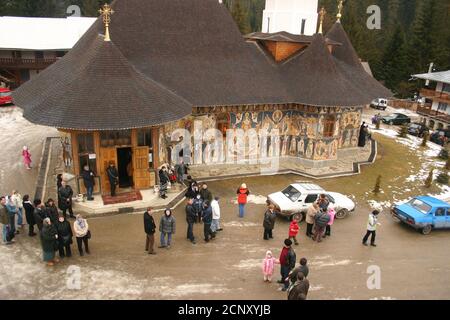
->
[34,136,59,201]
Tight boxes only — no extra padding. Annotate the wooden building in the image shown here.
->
[13,0,391,198]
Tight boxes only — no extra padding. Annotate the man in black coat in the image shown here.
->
[144,208,156,254]
[263,204,277,240]
[81,165,95,201]
[106,162,119,197]
[33,199,47,232]
[185,182,199,200]
[58,181,74,219]
[56,215,73,258]
[202,201,214,242]
[23,195,36,236]
[185,199,197,244]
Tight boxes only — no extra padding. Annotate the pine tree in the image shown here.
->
[421,131,430,147]
[424,169,434,188]
[231,0,251,34]
[398,124,408,138]
[379,24,409,96]
[373,175,382,194]
[437,170,449,185]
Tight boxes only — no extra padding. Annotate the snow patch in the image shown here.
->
[223,221,259,227]
[231,194,268,205]
[367,200,391,211]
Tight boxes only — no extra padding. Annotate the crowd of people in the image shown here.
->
[158,160,189,199]
[143,180,222,253]
[3,144,381,299]
[0,181,91,267]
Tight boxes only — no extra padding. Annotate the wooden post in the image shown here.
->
[152,127,160,170]
[71,131,80,177]
[93,131,101,176]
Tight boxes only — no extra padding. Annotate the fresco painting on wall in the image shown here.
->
[339,111,362,148]
[158,108,361,166]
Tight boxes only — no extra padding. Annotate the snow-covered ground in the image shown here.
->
[366,121,449,211]
[0,107,58,196]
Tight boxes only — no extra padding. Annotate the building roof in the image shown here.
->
[361,62,373,77]
[12,34,192,131]
[13,0,392,130]
[281,34,370,106]
[326,22,392,99]
[0,16,96,50]
[413,70,450,85]
[245,31,341,46]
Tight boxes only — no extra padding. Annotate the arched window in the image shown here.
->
[323,115,336,138]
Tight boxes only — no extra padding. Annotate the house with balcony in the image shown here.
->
[413,70,450,130]
[0,16,95,88]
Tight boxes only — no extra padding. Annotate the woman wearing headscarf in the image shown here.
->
[73,214,90,256]
[40,218,59,266]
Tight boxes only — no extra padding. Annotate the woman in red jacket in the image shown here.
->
[236,183,249,218]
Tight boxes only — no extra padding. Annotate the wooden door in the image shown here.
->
[100,147,117,195]
[133,146,151,190]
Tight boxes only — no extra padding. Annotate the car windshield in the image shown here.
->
[326,194,335,203]
[282,185,301,202]
[0,92,11,97]
[407,199,431,214]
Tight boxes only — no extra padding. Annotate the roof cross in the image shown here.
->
[99,3,114,42]
[318,7,326,34]
[337,0,344,23]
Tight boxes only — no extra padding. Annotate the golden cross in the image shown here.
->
[318,7,326,34]
[337,0,344,23]
[99,3,114,41]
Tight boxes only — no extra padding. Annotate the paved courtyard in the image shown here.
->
[1,174,450,300]
[1,106,450,300]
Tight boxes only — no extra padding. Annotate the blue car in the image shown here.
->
[392,196,450,235]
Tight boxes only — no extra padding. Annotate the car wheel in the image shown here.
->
[336,209,349,219]
[388,121,393,125]
[421,225,432,235]
[291,212,304,222]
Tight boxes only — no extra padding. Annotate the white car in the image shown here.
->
[267,183,356,221]
[370,98,388,110]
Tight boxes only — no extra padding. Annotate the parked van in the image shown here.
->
[370,98,388,110]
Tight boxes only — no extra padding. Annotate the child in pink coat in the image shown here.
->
[22,146,32,169]
[325,207,336,237]
[262,250,279,282]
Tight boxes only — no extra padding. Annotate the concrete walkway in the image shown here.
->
[41,138,187,217]
[189,141,374,182]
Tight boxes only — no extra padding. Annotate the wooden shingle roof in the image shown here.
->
[13,0,391,130]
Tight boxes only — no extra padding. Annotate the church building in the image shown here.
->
[13,0,391,197]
